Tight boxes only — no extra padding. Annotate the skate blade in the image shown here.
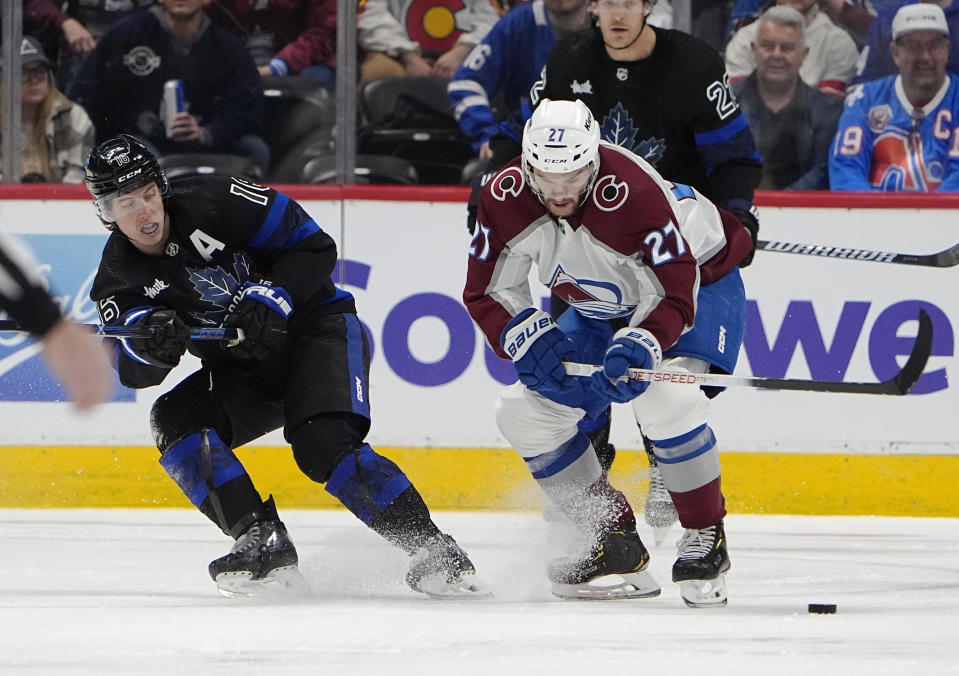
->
[652,525,672,546]
[552,570,661,601]
[414,572,494,600]
[214,565,310,599]
[678,575,728,608]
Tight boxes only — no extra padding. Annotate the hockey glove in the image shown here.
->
[223,282,292,360]
[501,308,581,405]
[589,327,662,403]
[122,307,188,369]
[725,199,760,268]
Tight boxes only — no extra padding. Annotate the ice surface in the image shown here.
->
[1,510,957,675]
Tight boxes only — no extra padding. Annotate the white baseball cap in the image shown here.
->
[892,3,950,40]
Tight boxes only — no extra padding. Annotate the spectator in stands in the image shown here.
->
[0,37,94,184]
[69,0,270,175]
[726,0,859,98]
[206,0,336,91]
[853,0,959,85]
[830,3,959,190]
[447,0,592,161]
[21,0,97,81]
[357,0,501,83]
[727,0,896,47]
[55,1,156,91]
[734,6,843,189]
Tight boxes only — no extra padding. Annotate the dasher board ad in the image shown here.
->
[0,191,954,454]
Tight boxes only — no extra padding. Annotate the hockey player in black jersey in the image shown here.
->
[521,0,763,538]
[84,134,490,599]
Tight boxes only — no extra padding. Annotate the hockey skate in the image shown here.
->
[645,464,679,545]
[549,523,661,600]
[208,512,308,598]
[671,520,730,608]
[643,439,678,545]
[406,533,492,599]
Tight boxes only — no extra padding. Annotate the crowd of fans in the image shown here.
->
[1,0,958,191]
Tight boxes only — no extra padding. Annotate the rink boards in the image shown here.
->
[0,186,957,515]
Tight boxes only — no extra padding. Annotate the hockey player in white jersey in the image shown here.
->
[464,99,753,606]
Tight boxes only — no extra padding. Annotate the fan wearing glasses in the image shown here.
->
[1,36,94,184]
[830,3,959,190]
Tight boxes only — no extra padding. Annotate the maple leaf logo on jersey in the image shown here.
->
[600,103,638,150]
[549,265,633,319]
[186,252,255,325]
[636,136,666,166]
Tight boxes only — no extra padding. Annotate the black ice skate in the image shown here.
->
[671,520,730,608]
[208,503,307,598]
[406,533,492,599]
[549,523,661,600]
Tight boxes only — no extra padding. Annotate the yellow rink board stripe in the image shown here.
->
[0,446,955,517]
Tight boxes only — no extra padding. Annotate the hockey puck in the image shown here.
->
[808,603,837,614]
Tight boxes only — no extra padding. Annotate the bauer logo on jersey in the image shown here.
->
[549,265,632,319]
[0,235,133,403]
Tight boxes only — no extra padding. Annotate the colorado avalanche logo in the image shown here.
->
[186,252,255,325]
[490,166,524,201]
[549,265,633,319]
[592,175,629,211]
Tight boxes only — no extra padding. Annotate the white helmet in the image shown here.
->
[522,98,601,205]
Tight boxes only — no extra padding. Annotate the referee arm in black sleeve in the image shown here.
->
[0,231,114,410]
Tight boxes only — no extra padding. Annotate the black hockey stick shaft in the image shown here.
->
[756,239,959,267]
[0,320,243,342]
[565,309,932,396]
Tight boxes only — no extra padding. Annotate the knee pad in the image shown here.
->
[151,389,230,451]
[632,357,710,442]
[323,444,413,526]
[158,428,248,509]
[289,413,369,484]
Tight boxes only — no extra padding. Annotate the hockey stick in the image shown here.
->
[564,309,932,396]
[0,320,243,342]
[756,239,959,267]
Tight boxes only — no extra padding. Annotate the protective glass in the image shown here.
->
[95,184,161,223]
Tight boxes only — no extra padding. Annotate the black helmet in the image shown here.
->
[85,134,168,226]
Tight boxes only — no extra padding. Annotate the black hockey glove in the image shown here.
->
[223,282,292,360]
[124,308,188,369]
[724,199,760,268]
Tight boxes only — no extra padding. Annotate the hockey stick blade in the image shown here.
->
[756,239,959,267]
[0,320,243,342]
[564,309,932,396]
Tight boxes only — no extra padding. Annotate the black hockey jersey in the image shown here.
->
[91,174,353,388]
[532,26,761,206]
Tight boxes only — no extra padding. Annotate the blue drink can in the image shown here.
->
[162,79,186,137]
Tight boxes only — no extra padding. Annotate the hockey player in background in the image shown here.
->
[84,134,490,599]
[0,230,114,411]
[464,99,751,605]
